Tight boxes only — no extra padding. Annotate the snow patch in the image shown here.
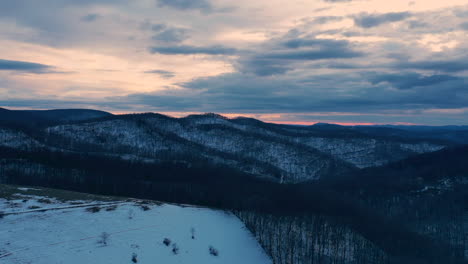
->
[0,197,271,264]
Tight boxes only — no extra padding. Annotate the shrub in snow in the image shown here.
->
[128,209,135,219]
[140,205,150,211]
[190,227,195,239]
[131,253,138,263]
[86,206,101,213]
[209,246,219,256]
[98,232,110,246]
[172,243,179,255]
[105,205,117,211]
[28,206,41,209]
[0,211,4,219]
[163,238,171,246]
[38,198,52,204]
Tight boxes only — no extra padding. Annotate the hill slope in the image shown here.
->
[0,185,271,264]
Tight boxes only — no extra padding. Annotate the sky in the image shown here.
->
[0,0,467,125]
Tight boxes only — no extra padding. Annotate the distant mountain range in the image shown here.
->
[2,107,465,183]
[0,107,111,124]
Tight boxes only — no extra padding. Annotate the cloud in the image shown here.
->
[80,13,100,22]
[407,20,428,29]
[156,0,213,13]
[323,0,353,2]
[260,48,362,60]
[312,16,344,24]
[238,58,291,76]
[237,38,363,76]
[395,58,468,73]
[353,12,412,28]
[453,9,468,18]
[0,59,53,73]
[149,45,237,55]
[368,72,460,90]
[115,70,468,115]
[151,23,167,32]
[460,22,468,30]
[152,27,189,43]
[144,70,175,78]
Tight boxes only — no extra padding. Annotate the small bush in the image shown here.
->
[37,198,53,204]
[131,253,138,263]
[128,209,134,219]
[98,232,110,246]
[86,206,101,213]
[0,211,4,219]
[140,205,150,211]
[28,206,41,209]
[172,243,179,255]
[209,246,219,256]
[190,227,196,239]
[163,238,171,246]
[105,205,117,211]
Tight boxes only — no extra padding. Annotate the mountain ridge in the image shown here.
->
[0,108,450,183]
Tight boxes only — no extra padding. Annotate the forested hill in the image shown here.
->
[0,109,448,183]
[0,108,112,125]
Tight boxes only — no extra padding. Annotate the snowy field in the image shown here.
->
[0,186,271,264]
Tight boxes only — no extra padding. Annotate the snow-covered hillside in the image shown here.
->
[0,186,271,264]
[1,112,447,183]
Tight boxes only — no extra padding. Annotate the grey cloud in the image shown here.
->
[396,59,468,73]
[144,70,176,78]
[149,45,237,55]
[152,28,189,43]
[0,59,53,73]
[81,13,100,22]
[237,58,291,76]
[407,20,428,29]
[460,22,468,30]
[312,16,344,24]
[368,72,461,90]
[116,71,468,114]
[282,38,356,50]
[453,9,468,18]
[353,12,412,28]
[322,62,367,69]
[238,38,363,76]
[156,0,213,13]
[0,0,128,47]
[151,24,167,32]
[261,48,362,60]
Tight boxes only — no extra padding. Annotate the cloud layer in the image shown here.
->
[1,0,468,125]
[0,59,52,73]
